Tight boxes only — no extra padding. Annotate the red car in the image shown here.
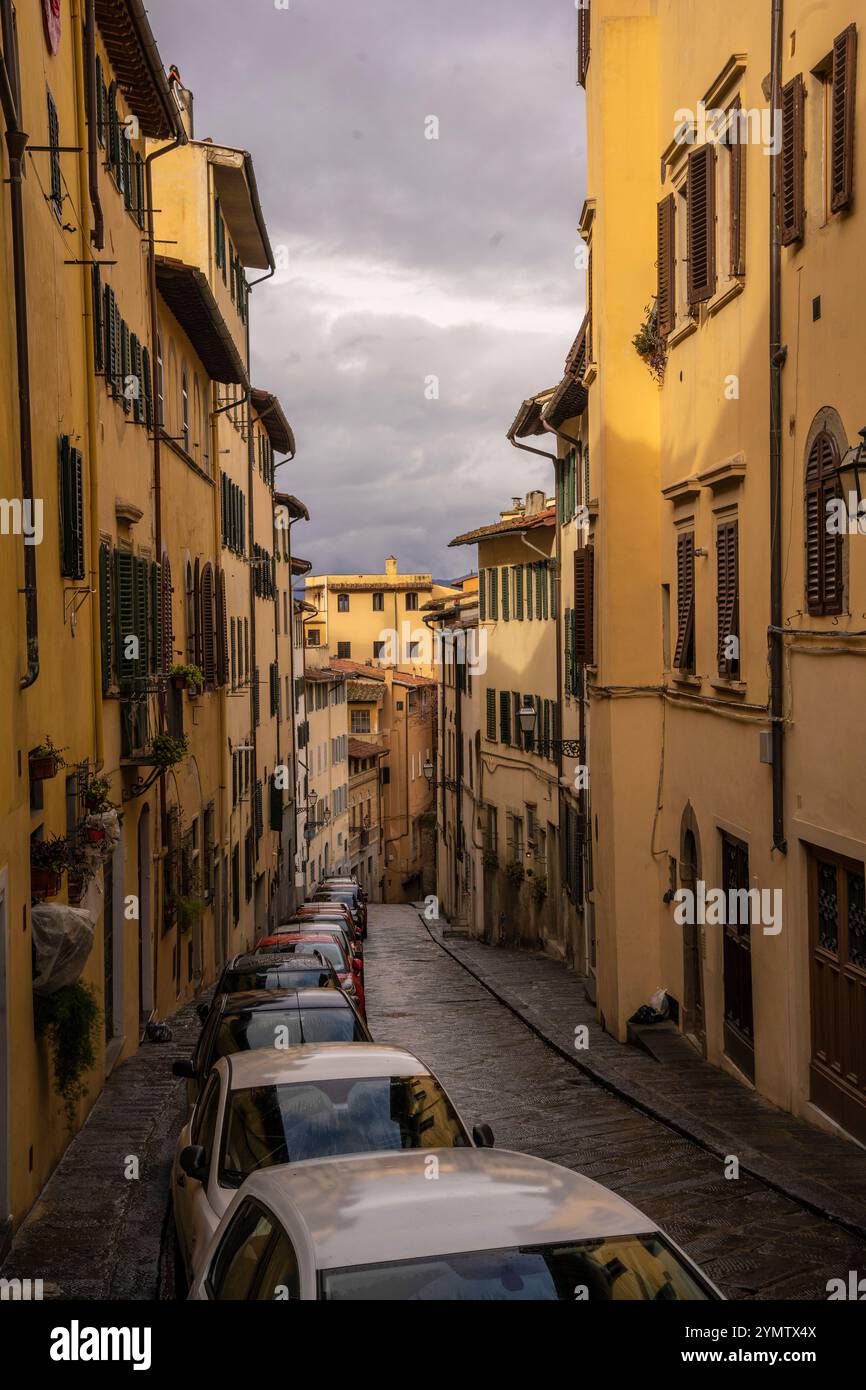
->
[295,902,361,941]
[255,932,366,1017]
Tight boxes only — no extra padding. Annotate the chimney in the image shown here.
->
[385,556,398,577]
[524,490,546,517]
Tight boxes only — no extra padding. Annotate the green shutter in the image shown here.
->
[151,561,162,675]
[526,564,533,621]
[535,564,544,619]
[550,562,558,619]
[59,437,85,580]
[91,265,103,373]
[47,89,62,217]
[486,688,497,741]
[121,320,131,413]
[115,550,137,683]
[99,542,113,691]
[501,566,510,622]
[479,568,486,620]
[488,567,498,620]
[565,608,573,695]
[135,555,150,675]
[542,563,549,620]
[142,345,153,432]
[499,690,511,744]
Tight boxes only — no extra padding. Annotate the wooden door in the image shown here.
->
[809,847,866,1142]
[721,831,755,1080]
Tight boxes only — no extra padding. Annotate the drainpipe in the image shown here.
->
[82,0,103,250]
[2,1,38,687]
[769,0,787,853]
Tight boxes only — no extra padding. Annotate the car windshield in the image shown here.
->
[259,941,346,971]
[313,893,354,909]
[222,968,334,994]
[212,1005,365,1062]
[219,1075,468,1185]
[320,1236,712,1301]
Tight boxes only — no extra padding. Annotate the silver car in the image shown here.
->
[188,1148,722,1300]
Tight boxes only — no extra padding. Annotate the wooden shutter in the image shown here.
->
[587,245,593,359]
[478,567,486,620]
[577,1,590,87]
[805,432,843,615]
[499,690,511,745]
[564,607,573,695]
[550,562,558,619]
[91,264,104,372]
[515,564,524,619]
[161,555,174,673]
[716,521,740,677]
[657,194,676,336]
[253,668,261,726]
[486,688,497,741]
[780,75,805,245]
[501,566,510,621]
[59,437,85,580]
[200,564,216,686]
[99,541,113,691]
[729,98,746,275]
[687,144,716,305]
[216,569,228,686]
[47,89,62,216]
[674,533,696,671]
[130,334,142,423]
[142,346,153,432]
[95,55,105,145]
[150,560,162,675]
[831,25,858,213]
[135,554,150,675]
[488,568,498,619]
[535,564,544,620]
[526,564,534,621]
[115,550,137,682]
[121,320,131,413]
[542,564,549,620]
[574,546,595,665]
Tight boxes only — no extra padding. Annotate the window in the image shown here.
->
[780,75,805,245]
[657,194,676,336]
[499,690,511,745]
[574,546,594,665]
[488,569,499,621]
[351,710,371,734]
[337,593,350,612]
[716,521,740,679]
[156,333,164,426]
[337,641,351,659]
[405,592,418,611]
[58,437,85,580]
[830,25,858,215]
[182,367,190,453]
[200,564,216,687]
[307,629,321,647]
[373,640,386,660]
[483,804,498,854]
[507,813,525,865]
[405,641,420,660]
[687,144,716,305]
[372,592,384,611]
[46,88,62,220]
[674,532,696,672]
[485,688,497,742]
[805,431,843,615]
[209,1200,279,1301]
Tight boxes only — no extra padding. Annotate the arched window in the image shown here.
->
[200,563,216,686]
[182,365,190,453]
[805,430,843,616]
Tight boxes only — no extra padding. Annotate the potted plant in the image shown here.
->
[174,892,205,934]
[151,733,189,769]
[67,845,96,904]
[482,849,499,872]
[505,860,526,888]
[29,737,67,782]
[83,776,114,815]
[31,835,72,899]
[531,873,548,907]
[632,300,667,385]
[85,823,107,846]
[169,663,204,696]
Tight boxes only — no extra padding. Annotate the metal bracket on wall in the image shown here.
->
[64,584,94,634]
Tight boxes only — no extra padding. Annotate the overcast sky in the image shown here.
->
[147,0,586,579]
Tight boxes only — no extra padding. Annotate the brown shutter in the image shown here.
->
[587,245,593,359]
[687,144,716,305]
[577,1,591,88]
[831,25,857,213]
[728,99,746,275]
[192,558,202,668]
[574,545,594,665]
[717,521,740,677]
[200,564,216,686]
[805,432,843,616]
[216,569,229,687]
[161,554,173,673]
[780,75,805,245]
[657,195,676,336]
[674,532,696,671]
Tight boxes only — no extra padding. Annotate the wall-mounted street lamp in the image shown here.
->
[423,758,459,792]
[517,701,583,759]
[835,426,866,507]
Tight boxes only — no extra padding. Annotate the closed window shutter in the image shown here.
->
[150,560,162,675]
[574,545,595,665]
[216,569,228,686]
[478,567,486,619]
[515,564,524,619]
[587,245,593,359]
[47,89,62,216]
[542,564,549,620]
[104,285,118,394]
[253,668,261,726]
[108,82,120,174]
[564,607,573,694]
[657,194,676,336]
[59,437,85,580]
[831,25,858,213]
[135,554,150,675]
[142,346,153,432]
[121,320,131,413]
[522,695,535,751]
[716,521,740,678]
[805,432,843,615]
[95,56,104,145]
[486,688,497,741]
[115,550,136,682]
[550,563,558,619]
[501,566,510,621]
[130,334,142,423]
[499,690,511,745]
[192,559,201,667]
[780,75,805,245]
[91,265,104,372]
[543,698,551,755]
[526,563,534,621]
[674,533,696,671]
[577,0,590,87]
[99,541,113,691]
[161,555,174,673]
[728,98,747,276]
[687,143,716,305]
[488,568,498,619]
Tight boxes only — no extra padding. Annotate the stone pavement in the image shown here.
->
[414,908,866,1240]
[365,902,866,1300]
[0,999,201,1299]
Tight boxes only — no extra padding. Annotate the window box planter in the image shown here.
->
[67,875,88,905]
[85,825,106,846]
[31,867,63,900]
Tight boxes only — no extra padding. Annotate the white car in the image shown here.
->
[172,1043,490,1285]
[188,1148,722,1300]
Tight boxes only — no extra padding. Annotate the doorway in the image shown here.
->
[808,846,866,1143]
[721,830,755,1081]
[137,807,153,1030]
[680,823,705,1053]
[0,869,10,1238]
[103,861,115,1041]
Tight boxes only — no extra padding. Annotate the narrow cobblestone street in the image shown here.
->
[365,904,866,1302]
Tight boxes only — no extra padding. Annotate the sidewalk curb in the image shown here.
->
[416,908,866,1243]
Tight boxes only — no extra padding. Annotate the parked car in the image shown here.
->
[173,1043,488,1284]
[277,915,360,963]
[172,988,372,1108]
[317,878,367,936]
[255,933,365,1016]
[189,1148,722,1301]
[295,901,359,938]
[196,952,342,1026]
[310,888,364,938]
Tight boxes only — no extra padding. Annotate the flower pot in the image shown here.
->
[29,753,58,782]
[86,826,106,845]
[32,867,62,899]
[68,876,87,904]
[171,675,185,691]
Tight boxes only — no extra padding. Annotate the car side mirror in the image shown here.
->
[196,1003,210,1025]
[179,1144,208,1183]
[473,1123,495,1149]
[172,1059,196,1080]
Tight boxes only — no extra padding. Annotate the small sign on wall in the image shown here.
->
[43,0,62,55]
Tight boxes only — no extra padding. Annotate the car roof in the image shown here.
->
[219,989,350,1012]
[232,952,326,970]
[223,1043,428,1089]
[238,1149,658,1270]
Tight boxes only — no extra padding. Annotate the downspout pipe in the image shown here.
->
[83,0,103,250]
[1,0,38,688]
[769,0,787,853]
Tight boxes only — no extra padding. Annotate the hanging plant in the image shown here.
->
[151,733,189,769]
[83,775,114,814]
[505,860,526,888]
[173,894,206,933]
[31,835,74,900]
[633,300,667,385]
[29,737,68,782]
[531,874,548,906]
[169,663,204,695]
[482,849,499,872]
[35,981,102,1131]
[67,844,97,903]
